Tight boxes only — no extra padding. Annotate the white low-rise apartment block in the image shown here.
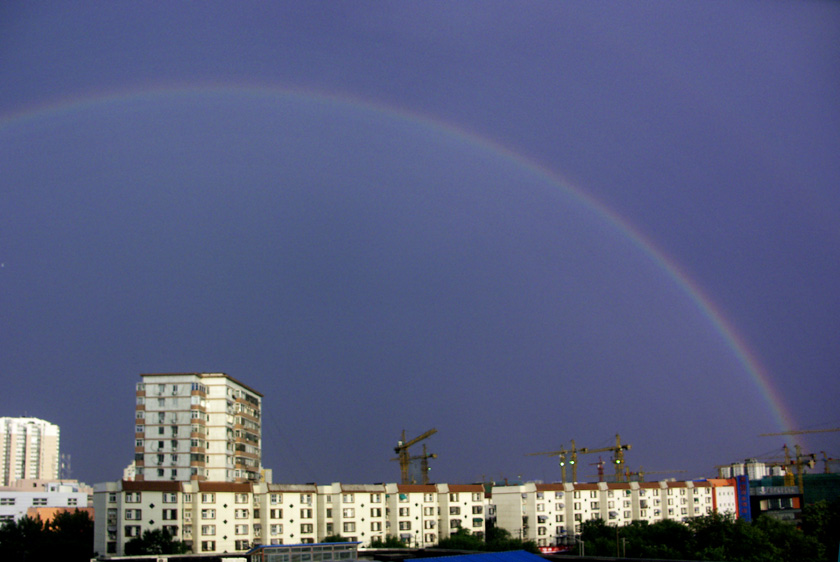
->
[491,479,736,547]
[94,480,487,556]
[317,483,387,544]
[0,480,92,524]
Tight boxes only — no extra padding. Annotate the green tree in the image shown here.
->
[46,509,94,561]
[435,527,486,551]
[802,498,840,562]
[124,528,190,555]
[322,534,347,542]
[369,535,408,548]
[0,515,48,562]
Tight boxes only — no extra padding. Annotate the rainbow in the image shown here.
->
[0,83,798,438]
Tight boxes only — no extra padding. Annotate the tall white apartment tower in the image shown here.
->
[0,417,60,486]
[134,373,262,483]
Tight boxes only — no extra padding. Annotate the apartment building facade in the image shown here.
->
[0,417,60,486]
[134,373,262,483]
[93,480,487,556]
[0,480,91,524]
[491,479,737,547]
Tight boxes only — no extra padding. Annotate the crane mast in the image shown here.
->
[392,428,437,484]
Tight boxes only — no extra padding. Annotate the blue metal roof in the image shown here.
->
[405,551,544,562]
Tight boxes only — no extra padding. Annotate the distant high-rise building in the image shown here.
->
[134,373,262,483]
[0,417,60,486]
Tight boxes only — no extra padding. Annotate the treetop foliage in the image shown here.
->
[579,503,839,562]
[0,509,93,562]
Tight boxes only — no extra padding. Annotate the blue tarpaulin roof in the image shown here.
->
[404,551,544,562]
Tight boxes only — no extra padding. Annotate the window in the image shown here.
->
[423,506,434,516]
[0,498,15,506]
[424,493,435,502]
[473,518,483,528]
[573,502,581,510]
[449,493,459,502]
[235,524,249,535]
[300,508,312,519]
[235,540,250,550]
[555,514,564,522]
[425,533,436,543]
[126,492,141,503]
[399,521,411,531]
[202,493,215,503]
[343,522,356,533]
[235,509,250,519]
[108,493,117,503]
[342,508,354,518]
[300,493,312,504]
[301,524,313,533]
[270,524,283,535]
[449,519,460,529]
[472,505,483,514]
[184,494,192,503]
[124,525,141,538]
[399,507,410,517]
[371,507,382,517]
[270,508,282,519]
[449,506,460,515]
[538,527,546,535]
[270,493,282,504]
[236,493,249,504]
[591,502,600,509]
[555,492,564,499]
[343,493,354,503]
[371,521,382,531]
[201,509,215,519]
[536,503,544,512]
[201,525,216,536]
[163,509,178,520]
[201,540,216,552]
[125,509,142,520]
[424,520,435,529]
[370,493,381,503]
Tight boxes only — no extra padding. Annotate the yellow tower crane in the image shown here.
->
[390,443,437,484]
[820,452,840,474]
[528,434,631,483]
[579,434,632,482]
[393,428,437,485]
[760,428,838,493]
[527,439,579,483]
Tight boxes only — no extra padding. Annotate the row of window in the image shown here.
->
[0,497,79,506]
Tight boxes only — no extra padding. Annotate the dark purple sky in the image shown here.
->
[1,2,838,486]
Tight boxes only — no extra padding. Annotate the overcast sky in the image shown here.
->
[1,2,838,486]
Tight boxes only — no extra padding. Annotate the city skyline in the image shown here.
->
[1,2,838,486]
